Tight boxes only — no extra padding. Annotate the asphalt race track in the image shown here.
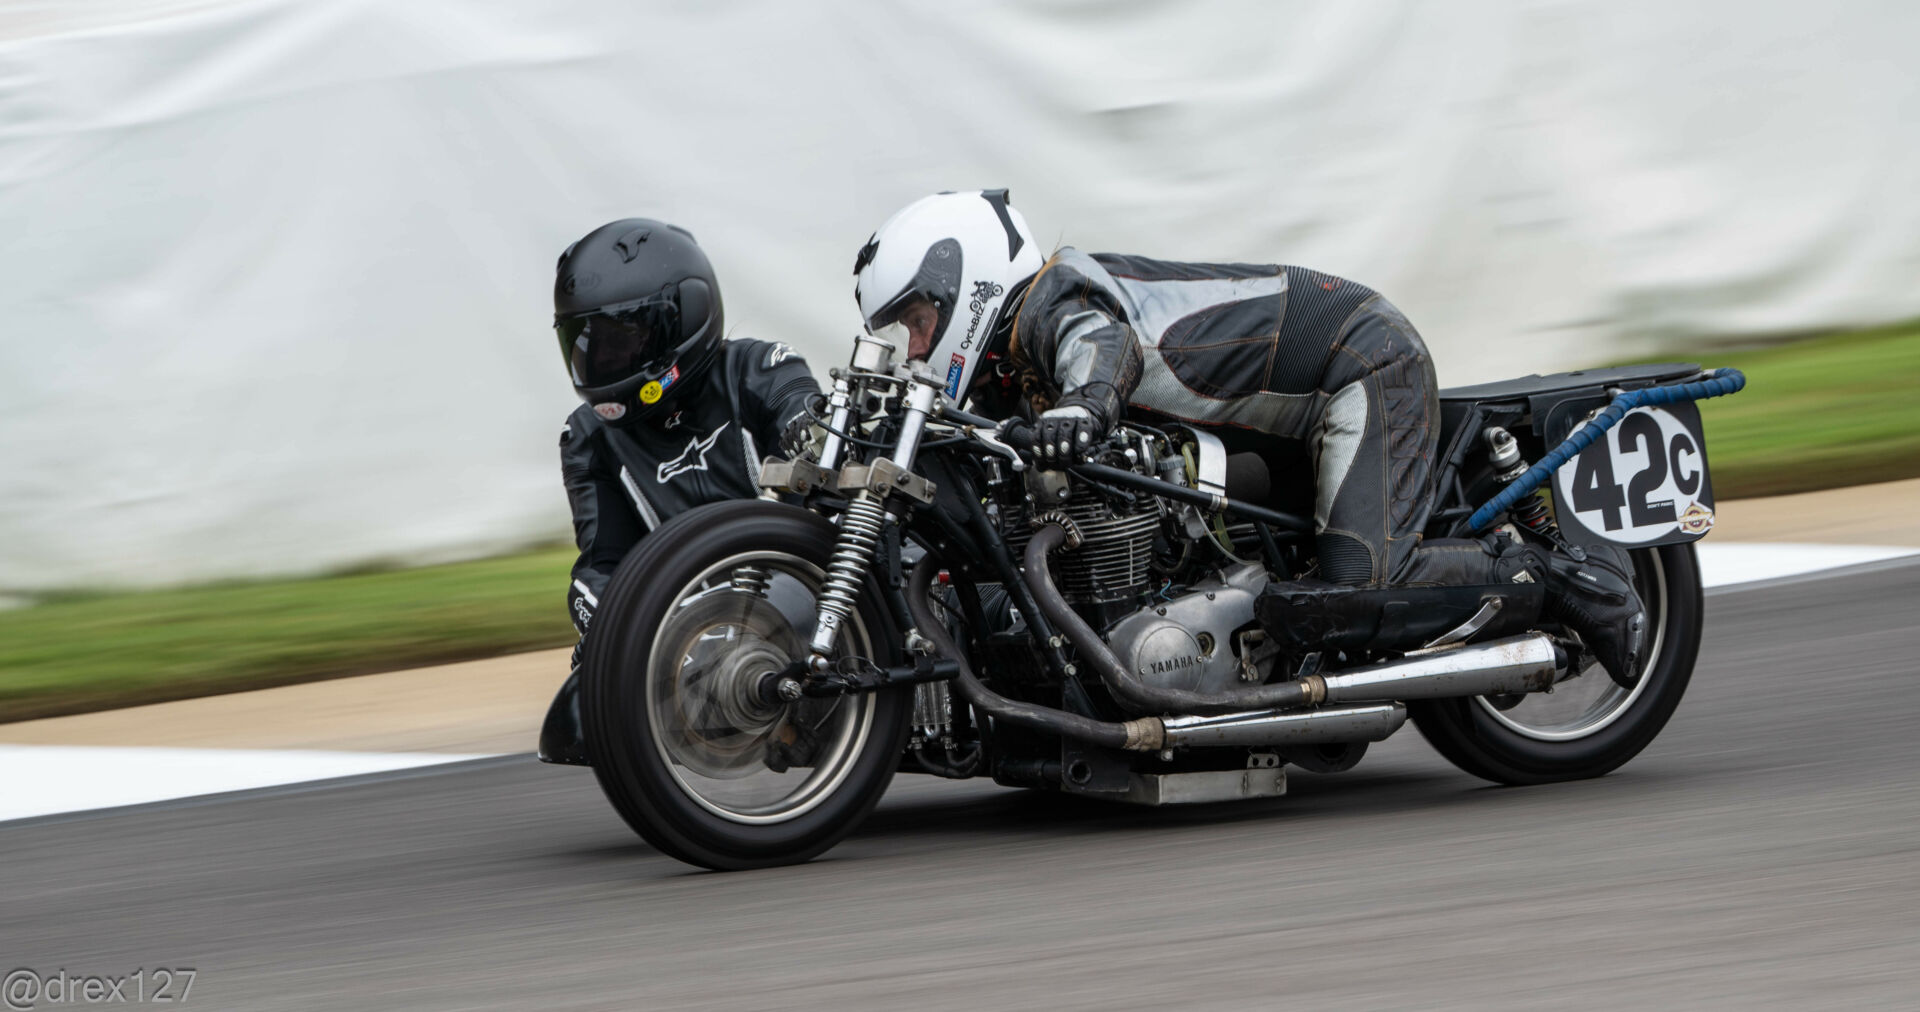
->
[5,561,1918,1010]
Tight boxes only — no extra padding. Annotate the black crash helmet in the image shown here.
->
[553,219,724,423]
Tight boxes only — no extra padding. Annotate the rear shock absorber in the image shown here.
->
[1483,426,1557,537]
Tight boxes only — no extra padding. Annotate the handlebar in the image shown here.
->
[998,420,1037,453]
[938,403,1037,452]
[937,404,1002,430]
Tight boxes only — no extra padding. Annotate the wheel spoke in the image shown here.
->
[642,551,877,823]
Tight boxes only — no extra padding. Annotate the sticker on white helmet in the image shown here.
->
[946,354,967,398]
[960,280,1004,350]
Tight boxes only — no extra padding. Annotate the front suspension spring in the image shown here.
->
[810,492,887,657]
[729,565,771,597]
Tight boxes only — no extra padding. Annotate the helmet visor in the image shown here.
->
[557,295,681,389]
[866,293,942,361]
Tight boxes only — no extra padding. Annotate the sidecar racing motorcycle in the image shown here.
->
[553,325,1744,870]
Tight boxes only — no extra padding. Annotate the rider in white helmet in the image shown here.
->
[852,190,1648,686]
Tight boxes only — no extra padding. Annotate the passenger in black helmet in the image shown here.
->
[852,191,1647,687]
[538,218,822,765]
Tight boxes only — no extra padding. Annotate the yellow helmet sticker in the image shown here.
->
[639,381,664,404]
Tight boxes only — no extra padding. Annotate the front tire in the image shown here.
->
[580,500,912,870]
[1409,542,1703,784]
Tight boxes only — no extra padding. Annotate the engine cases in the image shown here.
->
[1103,563,1271,697]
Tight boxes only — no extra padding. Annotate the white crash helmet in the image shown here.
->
[853,189,1044,399]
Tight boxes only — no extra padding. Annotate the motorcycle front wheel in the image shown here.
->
[1409,542,1703,785]
[580,500,912,870]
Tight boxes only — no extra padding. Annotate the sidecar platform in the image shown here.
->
[1437,362,1700,404]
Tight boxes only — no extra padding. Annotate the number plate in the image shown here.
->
[1551,403,1715,546]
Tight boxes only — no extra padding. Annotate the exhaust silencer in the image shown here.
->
[1314,633,1561,703]
[1155,635,1558,750]
[1161,702,1407,749]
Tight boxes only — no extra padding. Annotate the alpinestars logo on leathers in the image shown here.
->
[658,422,728,483]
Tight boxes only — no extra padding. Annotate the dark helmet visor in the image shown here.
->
[556,294,681,389]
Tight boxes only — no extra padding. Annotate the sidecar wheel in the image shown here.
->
[581,500,912,870]
[1409,542,1702,785]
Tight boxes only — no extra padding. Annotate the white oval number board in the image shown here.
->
[1552,405,1715,546]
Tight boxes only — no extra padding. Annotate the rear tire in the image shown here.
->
[581,500,912,870]
[1409,542,1702,784]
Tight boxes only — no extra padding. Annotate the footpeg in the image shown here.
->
[1422,597,1504,649]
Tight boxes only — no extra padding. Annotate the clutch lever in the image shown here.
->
[935,402,1033,470]
[974,420,1028,471]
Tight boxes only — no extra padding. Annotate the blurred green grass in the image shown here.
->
[4,320,1918,722]
[0,547,576,721]
[1683,320,1920,498]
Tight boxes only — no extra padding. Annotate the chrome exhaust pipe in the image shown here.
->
[1155,637,1557,750]
[1312,633,1561,703]
[1161,702,1407,749]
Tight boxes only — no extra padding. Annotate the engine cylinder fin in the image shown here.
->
[1005,488,1159,603]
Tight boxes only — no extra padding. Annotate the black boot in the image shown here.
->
[538,668,592,766]
[1543,544,1647,687]
[1257,534,1547,653]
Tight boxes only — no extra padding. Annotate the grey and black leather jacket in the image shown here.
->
[560,338,818,636]
[1006,248,1385,441]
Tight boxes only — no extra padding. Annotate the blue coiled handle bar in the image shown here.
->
[1466,367,1747,533]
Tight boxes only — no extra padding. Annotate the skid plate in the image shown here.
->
[1120,767,1287,806]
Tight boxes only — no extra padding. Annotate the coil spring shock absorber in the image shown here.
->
[729,565,771,597]
[808,491,888,662]
[1484,426,1557,536]
[800,365,939,674]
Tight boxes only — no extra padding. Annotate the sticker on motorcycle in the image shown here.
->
[1552,403,1714,546]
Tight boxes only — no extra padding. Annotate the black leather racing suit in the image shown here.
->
[1002,248,1507,589]
[560,338,819,638]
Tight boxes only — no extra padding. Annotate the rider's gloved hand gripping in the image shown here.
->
[1036,405,1103,463]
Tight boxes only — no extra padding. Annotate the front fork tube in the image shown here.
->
[814,374,856,473]
[806,378,939,667]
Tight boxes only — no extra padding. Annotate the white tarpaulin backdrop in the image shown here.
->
[3,0,1917,590]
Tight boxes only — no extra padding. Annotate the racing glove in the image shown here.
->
[1035,405,1105,464]
[780,409,821,460]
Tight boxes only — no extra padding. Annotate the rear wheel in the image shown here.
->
[581,500,912,869]
[1409,542,1702,784]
